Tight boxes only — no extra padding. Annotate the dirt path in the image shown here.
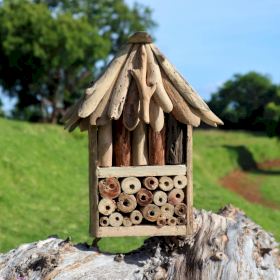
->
[220,159,280,210]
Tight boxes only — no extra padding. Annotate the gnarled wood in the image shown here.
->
[149,97,165,132]
[132,121,148,166]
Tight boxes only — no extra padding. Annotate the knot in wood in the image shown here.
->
[213,252,228,261]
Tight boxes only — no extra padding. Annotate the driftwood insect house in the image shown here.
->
[61,31,223,238]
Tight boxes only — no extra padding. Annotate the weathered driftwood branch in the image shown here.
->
[97,122,113,167]
[1,204,279,280]
[149,124,166,166]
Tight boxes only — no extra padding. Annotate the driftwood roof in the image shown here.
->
[61,31,223,133]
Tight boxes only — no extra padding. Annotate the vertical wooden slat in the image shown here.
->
[98,122,113,167]
[186,125,193,235]
[149,124,166,165]
[89,125,99,237]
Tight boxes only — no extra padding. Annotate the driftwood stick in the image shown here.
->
[200,109,224,126]
[121,177,141,194]
[136,188,153,206]
[98,177,121,199]
[123,79,140,131]
[146,44,173,113]
[149,97,165,132]
[114,116,131,167]
[143,177,159,190]
[132,120,148,166]
[117,193,137,213]
[160,203,175,219]
[130,210,143,224]
[108,44,139,120]
[158,176,174,191]
[97,122,113,167]
[2,205,279,280]
[98,198,117,216]
[151,43,210,112]
[131,45,156,124]
[161,67,201,127]
[168,189,184,206]
[141,204,161,222]
[78,44,133,118]
[149,123,166,166]
[109,212,123,227]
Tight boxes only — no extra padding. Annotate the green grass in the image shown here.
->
[0,118,280,253]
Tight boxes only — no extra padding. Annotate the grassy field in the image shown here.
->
[0,118,280,253]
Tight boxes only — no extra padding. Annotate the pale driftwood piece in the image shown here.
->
[161,67,201,127]
[127,31,153,43]
[78,44,132,118]
[131,45,156,124]
[88,125,99,237]
[80,117,89,132]
[141,204,160,222]
[109,44,139,120]
[156,217,166,228]
[186,125,194,235]
[100,217,109,227]
[97,122,112,167]
[143,177,159,190]
[200,109,224,126]
[153,191,168,206]
[158,176,174,191]
[174,203,188,216]
[123,79,140,131]
[89,76,116,125]
[136,188,153,206]
[121,177,141,194]
[3,205,280,280]
[177,217,186,225]
[200,115,218,127]
[114,115,131,166]
[60,96,83,122]
[151,43,210,112]
[98,198,117,216]
[109,212,123,227]
[64,105,80,130]
[132,120,148,166]
[149,124,166,166]
[149,97,165,132]
[130,210,143,225]
[160,203,175,219]
[98,165,187,178]
[146,44,173,113]
[168,189,185,206]
[173,175,187,189]
[117,193,137,213]
[166,113,185,164]
[68,118,82,132]
[98,177,121,199]
[167,217,177,226]
[123,217,133,227]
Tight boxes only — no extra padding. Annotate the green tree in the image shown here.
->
[0,0,156,123]
[208,72,278,132]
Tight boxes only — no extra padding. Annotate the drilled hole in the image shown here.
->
[103,220,107,224]
[116,217,119,221]
[106,206,110,210]
[159,220,164,225]
[178,180,182,185]
[150,211,155,216]
[165,208,169,212]
[164,182,169,186]
[123,200,129,207]
[171,219,176,224]
[135,216,139,221]
[130,184,135,190]
[176,194,181,198]
[159,198,162,202]
[109,184,115,190]
[179,208,184,213]
[141,195,146,201]
[150,180,154,185]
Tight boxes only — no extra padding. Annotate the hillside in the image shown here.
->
[0,118,280,253]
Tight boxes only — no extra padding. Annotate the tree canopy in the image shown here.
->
[0,0,156,123]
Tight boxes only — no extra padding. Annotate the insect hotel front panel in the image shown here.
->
[61,31,223,238]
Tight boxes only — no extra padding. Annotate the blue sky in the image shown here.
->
[1,0,279,112]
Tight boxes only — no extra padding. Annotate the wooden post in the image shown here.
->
[88,125,99,237]
[186,125,193,235]
[98,122,113,167]
[149,124,166,166]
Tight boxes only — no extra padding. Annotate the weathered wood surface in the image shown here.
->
[1,204,279,280]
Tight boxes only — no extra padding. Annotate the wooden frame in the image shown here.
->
[88,124,194,238]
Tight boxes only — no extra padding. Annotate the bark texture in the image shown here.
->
[1,204,279,280]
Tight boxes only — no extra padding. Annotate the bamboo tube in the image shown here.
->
[158,176,173,191]
[123,217,133,227]
[156,217,166,228]
[121,177,141,194]
[173,175,187,189]
[98,122,113,167]
[123,79,140,131]
[167,217,177,226]
[153,191,167,206]
[109,212,123,227]
[143,177,159,190]
[149,124,166,166]
[98,198,117,216]
[174,203,188,216]
[177,217,186,225]
[132,121,148,166]
[136,188,153,206]
[168,189,185,206]
[98,177,121,199]
[117,193,137,213]
[149,97,164,132]
[160,203,174,219]
[130,210,143,225]
[141,204,161,222]
[114,116,131,167]
[100,217,109,227]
